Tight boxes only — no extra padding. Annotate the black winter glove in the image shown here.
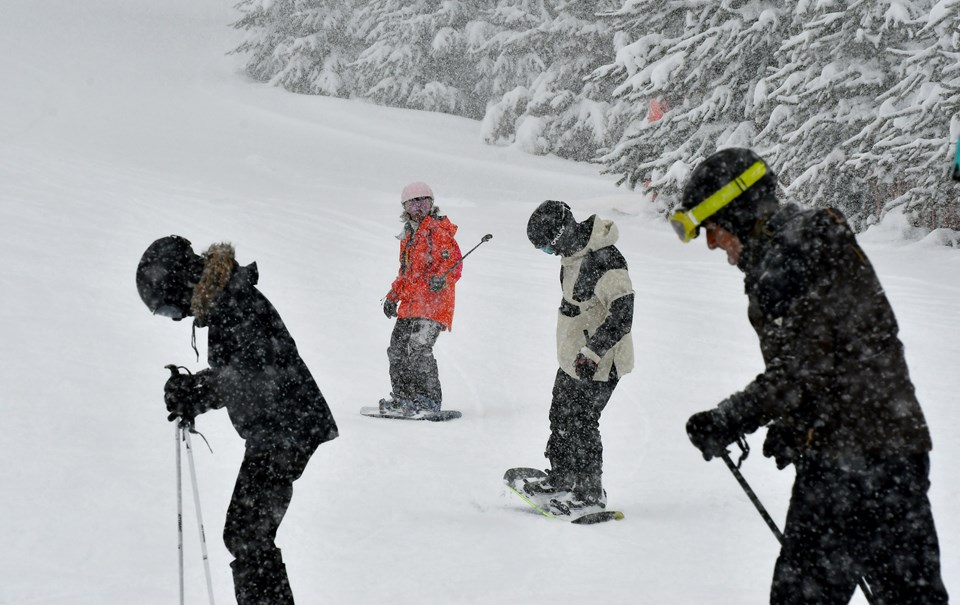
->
[164,371,204,423]
[763,421,807,470]
[383,297,399,318]
[429,275,446,292]
[574,352,598,380]
[686,409,742,461]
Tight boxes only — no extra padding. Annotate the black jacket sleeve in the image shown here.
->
[587,294,634,358]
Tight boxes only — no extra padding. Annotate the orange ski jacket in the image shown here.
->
[387,214,462,330]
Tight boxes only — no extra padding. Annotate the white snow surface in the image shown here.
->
[0,1,957,604]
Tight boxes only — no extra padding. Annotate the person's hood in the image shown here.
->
[571,215,618,257]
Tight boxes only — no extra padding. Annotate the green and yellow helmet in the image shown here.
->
[670,148,778,243]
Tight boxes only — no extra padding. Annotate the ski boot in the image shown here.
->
[413,395,441,414]
[400,398,419,417]
[522,469,574,503]
[549,475,606,516]
[379,396,412,415]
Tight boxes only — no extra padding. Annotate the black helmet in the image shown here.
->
[527,200,577,255]
[672,148,778,242]
[136,235,203,320]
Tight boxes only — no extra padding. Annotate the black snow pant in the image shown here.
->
[224,439,316,605]
[545,367,619,487]
[770,453,949,605]
[387,317,443,404]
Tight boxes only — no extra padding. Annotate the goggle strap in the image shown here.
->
[546,200,568,247]
[688,161,767,225]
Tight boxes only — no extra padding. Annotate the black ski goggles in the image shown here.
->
[669,160,767,243]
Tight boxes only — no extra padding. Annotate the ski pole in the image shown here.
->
[720,452,784,541]
[176,425,184,605]
[720,450,877,605]
[442,233,493,278]
[184,427,216,605]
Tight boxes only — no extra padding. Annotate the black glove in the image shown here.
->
[686,409,741,461]
[164,372,203,423]
[574,352,598,380]
[383,297,398,318]
[429,275,446,292]
[763,421,806,470]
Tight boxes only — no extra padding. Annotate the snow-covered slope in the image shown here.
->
[0,1,956,604]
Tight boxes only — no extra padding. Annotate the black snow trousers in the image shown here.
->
[770,453,948,605]
[224,439,316,605]
[545,368,618,483]
[387,318,443,404]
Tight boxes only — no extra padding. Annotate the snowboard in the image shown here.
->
[503,467,624,525]
[360,406,462,422]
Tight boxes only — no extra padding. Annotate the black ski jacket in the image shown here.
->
[194,260,338,450]
[720,204,931,465]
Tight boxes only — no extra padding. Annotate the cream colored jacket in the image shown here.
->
[556,218,634,382]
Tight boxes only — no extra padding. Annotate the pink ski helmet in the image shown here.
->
[401,181,434,204]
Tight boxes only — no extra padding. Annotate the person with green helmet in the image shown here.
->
[674,148,948,604]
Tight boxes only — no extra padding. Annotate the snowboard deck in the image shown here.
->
[503,467,624,525]
[360,406,462,422]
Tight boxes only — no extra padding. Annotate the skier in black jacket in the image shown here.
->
[673,148,948,605]
[523,200,634,515]
[136,236,338,605]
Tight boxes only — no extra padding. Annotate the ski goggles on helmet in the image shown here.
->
[669,160,767,243]
[403,195,433,209]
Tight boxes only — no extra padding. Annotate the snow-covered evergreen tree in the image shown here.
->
[846,0,960,230]
[233,0,362,96]
[477,0,621,160]
[351,0,489,118]
[754,0,947,229]
[229,0,959,236]
[472,0,550,101]
[595,0,789,208]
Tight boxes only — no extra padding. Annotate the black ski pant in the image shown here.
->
[387,317,442,404]
[545,368,618,483]
[770,453,948,605]
[224,439,316,605]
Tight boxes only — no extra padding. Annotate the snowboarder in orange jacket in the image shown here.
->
[381,182,462,415]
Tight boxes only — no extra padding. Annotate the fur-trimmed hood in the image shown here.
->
[187,241,338,447]
[191,243,238,322]
[398,206,445,238]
